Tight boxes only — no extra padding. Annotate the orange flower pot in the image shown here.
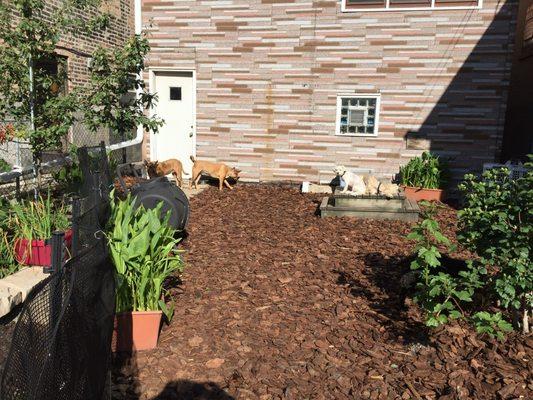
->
[402,186,445,202]
[113,311,162,352]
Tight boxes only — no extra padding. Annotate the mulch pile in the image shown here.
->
[112,185,532,399]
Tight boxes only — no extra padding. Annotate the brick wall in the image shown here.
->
[142,0,518,184]
[43,0,134,89]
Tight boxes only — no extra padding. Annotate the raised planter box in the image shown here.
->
[320,192,420,222]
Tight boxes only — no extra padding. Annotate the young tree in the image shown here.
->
[81,33,164,142]
[0,0,109,178]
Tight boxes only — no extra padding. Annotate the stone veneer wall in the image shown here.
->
[142,0,518,184]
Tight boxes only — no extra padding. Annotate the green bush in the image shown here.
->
[107,193,184,321]
[408,202,478,327]
[458,158,532,334]
[408,158,532,338]
[399,152,448,189]
[0,158,10,172]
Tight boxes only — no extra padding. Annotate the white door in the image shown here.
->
[152,71,195,174]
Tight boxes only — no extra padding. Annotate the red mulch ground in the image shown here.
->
[112,185,532,400]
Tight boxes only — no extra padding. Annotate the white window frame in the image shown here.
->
[341,0,483,13]
[335,94,381,137]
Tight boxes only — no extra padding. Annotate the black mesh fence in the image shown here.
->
[0,149,115,400]
[0,238,115,400]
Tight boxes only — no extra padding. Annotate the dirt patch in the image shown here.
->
[0,321,15,377]
[112,185,532,399]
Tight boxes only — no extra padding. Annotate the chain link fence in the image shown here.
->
[0,116,142,198]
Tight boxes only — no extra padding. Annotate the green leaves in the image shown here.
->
[409,157,532,337]
[458,159,532,334]
[472,312,513,341]
[107,193,184,321]
[399,152,448,190]
[81,33,164,139]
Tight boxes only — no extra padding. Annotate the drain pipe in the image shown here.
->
[107,0,144,153]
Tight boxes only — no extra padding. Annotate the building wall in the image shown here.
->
[502,0,533,162]
[47,0,134,89]
[142,0,518,184]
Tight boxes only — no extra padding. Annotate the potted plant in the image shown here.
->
[399,152,448,202]
[108,193,184,352]
[8,194,71,266]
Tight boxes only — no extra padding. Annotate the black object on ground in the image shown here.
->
[116,162,190,231]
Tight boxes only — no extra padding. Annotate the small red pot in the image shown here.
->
[403,186,445,202]
[113,311,162,352]
[14,229,73,266]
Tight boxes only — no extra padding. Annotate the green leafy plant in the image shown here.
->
[458,157,532,334]
[0,0,110,180]
[81,33,164,141]
[52,146,83,194]
[400,152,448,189]
[0,231,20,279]
[107,192,184,321]
[0,158,10,172]
[407,202,475,326]
[7,192,70,243]
[472,311,513,340]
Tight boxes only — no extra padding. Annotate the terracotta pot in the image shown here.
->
[113,310,162,352]
[14,229,73,266]
[402,186,445,202]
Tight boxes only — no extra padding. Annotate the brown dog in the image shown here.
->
[190,156,241,191]
[144,159,187,187]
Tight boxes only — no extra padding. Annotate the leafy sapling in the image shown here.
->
[407,202,474,327]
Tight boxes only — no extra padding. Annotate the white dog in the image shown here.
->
[333,165,366,196]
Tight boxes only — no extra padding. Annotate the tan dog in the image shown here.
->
[363,175,380,196]
[144,159,187,187]
[378,182,400,199]
[190,156,241,191]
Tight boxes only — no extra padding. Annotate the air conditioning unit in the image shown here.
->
[483,161,528,180]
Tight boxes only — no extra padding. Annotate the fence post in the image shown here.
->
[44,231,65,275]
[71,197,81,257]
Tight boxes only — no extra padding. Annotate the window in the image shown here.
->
[170,87,182,101]
[35,55,68,95]
[336,95,380,137]
[343,0,481,12]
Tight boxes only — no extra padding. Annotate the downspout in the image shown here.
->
[106,0,144,152]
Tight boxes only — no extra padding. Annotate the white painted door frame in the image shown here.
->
[148,68,197,162]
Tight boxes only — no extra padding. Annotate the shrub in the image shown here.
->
[408,158,532,338]
[399,152,448,189]
[458,158,532,334]
[107,193,184,321]
[408,202,480,327]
